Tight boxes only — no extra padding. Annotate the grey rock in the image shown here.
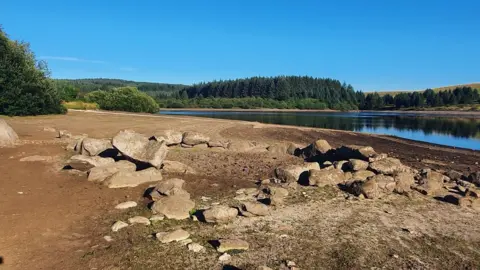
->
[217,239,249,253]
[348,159,369,171]
[156,229,190,243]
[105,167,163,188]
[0,119,18,147]
[240,201,269,216]
[88,160,136,182]
[68,155,115,171]
[352,170,376,181]
[151,130,183,146]
[308,169,346,187]
[128,216,151,225]
[275,162,320,183]
[182,132,210,145]
[81,138,113,156]
[111,221,129,232]
[337,145,377,161]
[202,205,238,223]
[115,201,138,209]
[151,195,195,220]
[369,157,410,175]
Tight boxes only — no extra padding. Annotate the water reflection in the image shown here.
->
[159,111,480,150]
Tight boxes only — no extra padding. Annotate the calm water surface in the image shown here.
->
[159,110,480,150]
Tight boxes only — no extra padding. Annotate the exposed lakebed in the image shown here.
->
[159,110,480,150]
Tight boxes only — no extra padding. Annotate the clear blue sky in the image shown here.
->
[1,0,479,91]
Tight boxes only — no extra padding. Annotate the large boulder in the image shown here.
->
[182,132,210,146]
[413,171,444,195]
[352,170,376,181]
[275,162,320,183]
[360,178,379,199]
[301,139,332,158]
[88,160,136,182]
[151,195,195,220]
[468,172,480,187]
[308,169,346,187]
[151,130,183,146]
[81,138,113,156]
[337,145,377,161]
[149,178,190,199]
[202,205,238,223]
[67,135,88,153]
[68,155,115,171]
[347,159,369,171]
[240,202,269,216]
[370,174,396,193]
[394,172,415,194]
[369,157,410,175]
[112,130,168,169]
[267,186,289,206]
[0,119,18,147]
[161,160,196,174]
[104,167,163,188]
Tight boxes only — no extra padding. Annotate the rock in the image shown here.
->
[193,143,208,149]
[267,144,289,155]
[337,145,377,161]
[188,243,205,253]
[218,253,231,262]
[114,201,138,209]
[202,205,238,223]
[0,119,18,147]
[446,170,463,181]
[67,135,87,153]
[68,155,115,171]
[156,229,190,243]
[286,143,301,155]
[368,153,388,162]
[468,172,480,187]
[413,171,444,195]
[352,170,376,181]
[81,138,113,156]
[394,172,415,194]
[19,155,55,162]
[240,201,270,216]
[370,174,396,193]
[150,178,190,199]
[275,162,320,183]
[112,130,168,169]
[208,140,229,148]
[178,238,193,246]
[334,160,349,170]
[369,157,410,175]
[182,132,210,145]
[103,235,114,242]
[308,169,346,187]
[104,167,163,188]
[301,139,332,158]
[361,178,379,199]
[217,239,249,253]
[228,141,268,152]
[268,186,289,205]
[43,127,56,132]
[444,194,480,211]
[322,161,334,169]
[111,221,129,232]
[150,214,165,222]
[181,143,193,148]
[151,195,195,220]
[150,130,183,146]
[344,172,353,180]
[128,216,151,225]
[88,160,136,182]
[257,266,273,270]
[58,130,72,139]
[348,159,369,171]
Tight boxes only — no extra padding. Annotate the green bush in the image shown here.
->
[85,87,159,113]
[0,28,66,116]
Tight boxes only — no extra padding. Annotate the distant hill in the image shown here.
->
[369,83,480,96]
[54,78,188,97]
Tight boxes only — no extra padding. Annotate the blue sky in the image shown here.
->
[1,0,479,91]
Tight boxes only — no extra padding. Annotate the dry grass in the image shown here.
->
[62,101,99,110]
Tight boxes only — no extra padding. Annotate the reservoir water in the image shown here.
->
[159,110,480,150]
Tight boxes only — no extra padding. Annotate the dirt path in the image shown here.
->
[0,110,479,269]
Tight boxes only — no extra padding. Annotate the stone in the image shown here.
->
[178,238,193,246]
[369,157,410,175]
[301,139,332,158]
[361,178,379,199]
[370,174,396,193]
[111,221,129,232]
[348,159,369,171]
[275,162,320,183]
[150,178,190,199]
[43,127,56,132]
[468,172,480,187]
[156,229,190,243]
[103,235,114,242]
[128,216,151,225]
[68,155,115,171]
[446,170,463,181]
[218,253,231,262]
[217,239,249,253]
[368,153,388,162]
[112,130,168,169]
[394,172,415,194]
[67,135,87,153]
[352,170,376,181]
[308,169,346,187]
[58,130,72,139]
[182,132,210,145]
[228,141,268,152]
[150,214,165,222]
[202,205,238,223]
[267,144,289,155]
[268,186,289,205]
[105,167,163,188]
[0,119,18,147]
[88,160,136,182]
[81,138,113,156]
[334,160,349,170]
[337,145,377,161]
[151,195,195,220]
[208,140,229,148]
[413,171,444,195]
[181,143,193,148]
[240,201,269,216]
[286,143,301,155]
[150,130,183,146]
[19,155,55,162]
[114,201,138,209]
[344,172,353,180]
[161,160,196,175]
[193,143,208,149]
[188,243,205,253]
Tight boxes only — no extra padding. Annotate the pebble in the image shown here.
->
[103,235,114,242]
[114,201,137,209]
[218,253,231,262]
[111,221,129,232]
[17,191,24,195]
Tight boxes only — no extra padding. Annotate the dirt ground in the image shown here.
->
[1,110,479,270]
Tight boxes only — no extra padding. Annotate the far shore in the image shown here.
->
[159,108,480,117]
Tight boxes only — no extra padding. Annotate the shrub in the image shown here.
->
[62,101,99,110]
[85,87,159,113]
[0,28,66,116]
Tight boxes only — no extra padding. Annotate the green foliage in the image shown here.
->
[55,81,80,101]
[85,87,159,113]
[62,101,99,110]
[0,27,66,116]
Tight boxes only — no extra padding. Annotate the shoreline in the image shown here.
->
[159,108,480,117]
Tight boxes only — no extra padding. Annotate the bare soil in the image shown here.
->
[1,110,479,270]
